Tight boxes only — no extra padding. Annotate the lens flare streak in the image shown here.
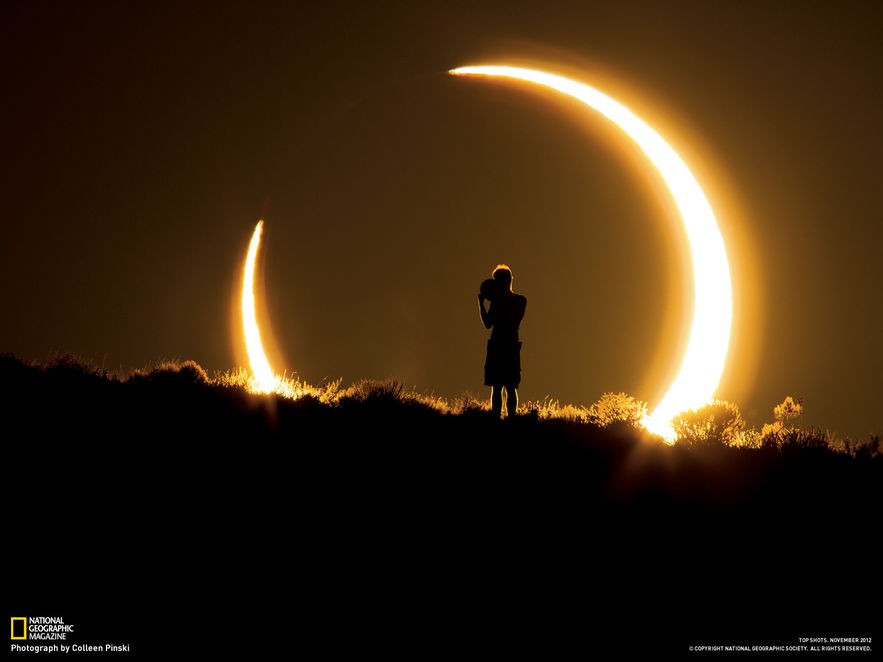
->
[450,65,733,439]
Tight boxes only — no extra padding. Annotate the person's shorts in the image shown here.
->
[484,339,522,387]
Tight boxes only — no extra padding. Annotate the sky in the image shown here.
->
[2,0,881,438]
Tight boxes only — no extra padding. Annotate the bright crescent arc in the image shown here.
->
[242,220,280,393]
[450,65,733,438]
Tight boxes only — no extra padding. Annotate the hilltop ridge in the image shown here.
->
[3,354,880,657]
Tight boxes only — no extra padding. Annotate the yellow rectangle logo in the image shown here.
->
[11,617,27,640]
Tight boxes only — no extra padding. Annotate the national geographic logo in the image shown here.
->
[10,618,27,640]
[9,616,132,655]
[10,617,74,640]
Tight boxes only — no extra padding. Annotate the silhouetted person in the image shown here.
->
[478,265,527,418]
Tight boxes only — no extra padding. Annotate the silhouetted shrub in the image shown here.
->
[141,359,208,383]
[856,433,882,459]
[520,396,591,422]
[760,396,806,448]
[340,378,405,403]
[774,396,803,425]
[672,399,745,447]
[1,352,39,384]
[44,353,110,381]
[449,392,489,416]
[214,366,341,403]
[830,433,881,459]
[586,392,648,428]
[778,427,830,452]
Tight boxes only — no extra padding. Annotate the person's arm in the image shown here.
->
[478,294,493,329]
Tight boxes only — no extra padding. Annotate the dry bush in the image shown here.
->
[586,392,648,429]
[672,399,745,447]
[759,396,806,449]
[214,366,341,404]
[449,392,490,416]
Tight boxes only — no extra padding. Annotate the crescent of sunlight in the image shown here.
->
[450,65,733,439]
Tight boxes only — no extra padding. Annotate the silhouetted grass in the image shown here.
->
[3,353,880,656]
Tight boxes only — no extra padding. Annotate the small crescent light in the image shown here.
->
[242,220,281,393]
[450,65,733,439]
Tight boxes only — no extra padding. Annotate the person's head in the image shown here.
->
[492,264,513,292]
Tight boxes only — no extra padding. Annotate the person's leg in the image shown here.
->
[505,384,518,418]
[491,385,503,418]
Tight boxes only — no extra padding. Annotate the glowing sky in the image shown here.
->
[2,1,881,437]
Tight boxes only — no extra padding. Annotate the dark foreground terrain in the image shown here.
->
[4,356,880,658]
